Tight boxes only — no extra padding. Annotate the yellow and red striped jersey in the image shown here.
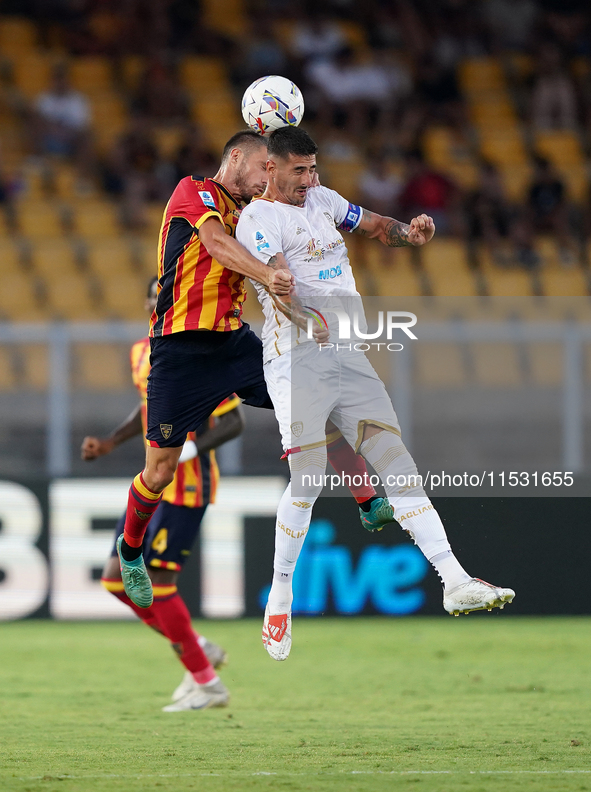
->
[130,337,240,507]
[149,175,246,337]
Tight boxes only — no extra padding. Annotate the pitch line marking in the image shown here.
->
[17,770,591,781]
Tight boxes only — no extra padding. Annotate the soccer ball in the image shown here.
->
[241,75,304,136]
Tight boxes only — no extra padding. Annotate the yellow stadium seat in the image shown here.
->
[419,240,477,297]
[479,131,527,167]
[541,269,589,297]
[527,342,563,387]
[120,56,146,91]
[100,272,147,319]
[73,344,130,390]
[202,0,246,39]
[89,92,126,127]
[17,200,66,238]
[86,239,134,277]
[70,57,113,93]
[0,239,24,273]
[19,344,50,390]
[0,17,37,54]
[11,53,54,98]
[0,346,17,390]
[499,164,532,202]
[458,58,506,93]
[482,266,535,297]
[30,239,80,277]
[72,201,122,238]
[43,272,97,320]
[0,273,44,321]
[414,343,467,388]
[153,127,185,159]
[180,57,227,94]
[534,130,584,167]
[357,244,422,297]
[471,342,523,386]
[131,236,160,278]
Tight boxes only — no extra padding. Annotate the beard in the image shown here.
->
[234,163,255,203]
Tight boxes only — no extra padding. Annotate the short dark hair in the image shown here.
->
[147,276,158,298]
[267,127,318,160]
[221,130,267,163]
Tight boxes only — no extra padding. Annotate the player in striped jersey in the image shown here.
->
[82,278,242,710]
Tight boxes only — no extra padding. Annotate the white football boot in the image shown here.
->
[170,639,227,702]
[163,679,229,711]
[443,578,515,616]
[171,671,199,703]
[262,605,292,661]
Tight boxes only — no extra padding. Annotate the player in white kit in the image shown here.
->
[236,127,514,661]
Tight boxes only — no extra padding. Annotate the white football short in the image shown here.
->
[264,341,400,453]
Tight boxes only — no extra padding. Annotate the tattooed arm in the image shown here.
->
[354,208,435,247]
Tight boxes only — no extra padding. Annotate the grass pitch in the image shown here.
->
[1,617,590,792]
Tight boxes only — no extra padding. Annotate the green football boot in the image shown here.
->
[116,534,153,608]
[359,497,395,532]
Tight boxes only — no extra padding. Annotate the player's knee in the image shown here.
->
[144,462,176,491]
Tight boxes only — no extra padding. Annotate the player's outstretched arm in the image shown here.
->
[354,209,435,247]
[199,216,293,296]
[81,403,143,460]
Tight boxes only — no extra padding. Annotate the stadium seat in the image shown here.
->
[70,57,113,94]
[0,346,17,390]
[10,52,54,98]
[534,130,584,168]
[0,17,37,55]
[180,56,228,96]
[355,244,423,297]
[540,269,589,297]
[527,342,563,387]
[17,200,66,238]
[73,343,130,390]
[72,201,122,238]
[0,239,25,272]
[30,239,81,277]
[419,240,477,297]
[131,236,160,278]
[86,239,135,278]
[471,342,523,387]
[414,343,467,388]
[18,344,50,389]
[458,58,506,93]
[202,0,247,39]
[42,272,97,320]
[0,272,44,321]
[119,55,145,92]
[99,272,147,319]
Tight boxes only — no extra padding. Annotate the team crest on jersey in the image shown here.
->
[198,191,216,209]
[255,230,269,251]
[291,421,304,437]
[160,423,173,440]
[305,238,324,261]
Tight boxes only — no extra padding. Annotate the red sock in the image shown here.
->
[123,472,162,548]
[326,431,376,503]
[151,587,215,684]
[101,577,161,631]
[102,578,215,684]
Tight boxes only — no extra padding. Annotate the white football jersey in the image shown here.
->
[236,185,362,362]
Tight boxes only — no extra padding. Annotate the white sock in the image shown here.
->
[359,431,470,590]
[267,448,325,612]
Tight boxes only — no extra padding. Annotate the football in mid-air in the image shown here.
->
[241,75,304,136]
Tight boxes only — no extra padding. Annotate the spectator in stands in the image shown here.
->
[511,155,575,267]
[290,8,347,65]
[103,120,174,228]
[464,160,513,266]
[172,126,217,183]
[305,45,395,140]
[481,0,539,51]
[132,58,190,123]
[358,151,402,218]
[237,16,290,91]
[398,149,463,236]
[531,44,578,129]
[33,63,93,177]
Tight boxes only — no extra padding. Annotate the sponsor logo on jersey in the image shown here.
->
[319,264,343,280]
[255,230,269,251]
[296,226,306,235]
[292,501,312,508]
[304,237,344,262]
[324,211,335,226]
[198,191,216,209]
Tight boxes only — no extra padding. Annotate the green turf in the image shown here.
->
[1,617,590,792]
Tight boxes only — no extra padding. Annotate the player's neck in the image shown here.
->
[212,167,241,204]
[262,185,303,207]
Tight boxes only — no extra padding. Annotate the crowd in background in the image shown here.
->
[1,0,591,268]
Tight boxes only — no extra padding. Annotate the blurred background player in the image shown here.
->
[81,277,243,711]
